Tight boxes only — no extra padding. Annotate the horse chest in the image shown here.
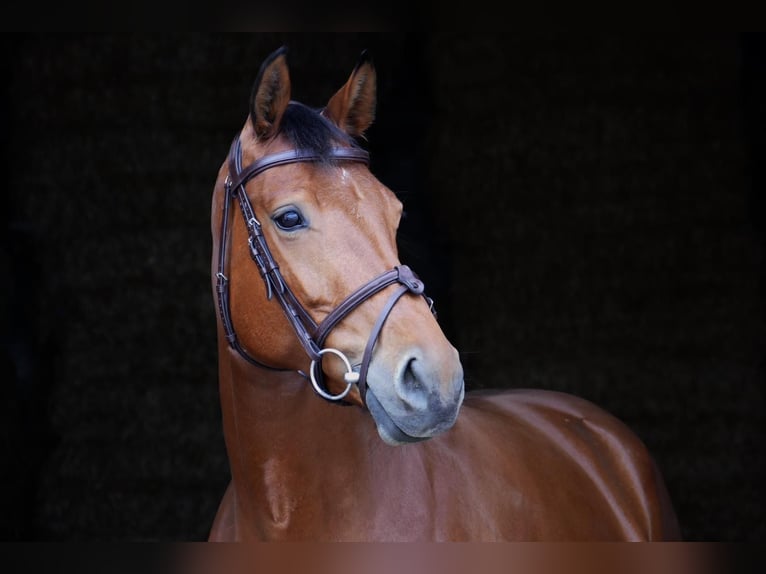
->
[248,446,520,541]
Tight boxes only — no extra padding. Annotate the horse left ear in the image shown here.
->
[323,50,376,137]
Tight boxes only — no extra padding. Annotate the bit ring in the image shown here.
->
[309,348,359,401]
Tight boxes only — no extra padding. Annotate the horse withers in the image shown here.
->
[208,46,680,541]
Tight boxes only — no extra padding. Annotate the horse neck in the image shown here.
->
[216,339,377,494]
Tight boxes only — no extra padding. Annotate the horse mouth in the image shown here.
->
[365,390,430,446]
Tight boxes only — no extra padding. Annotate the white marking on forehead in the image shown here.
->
[339,166,366,202]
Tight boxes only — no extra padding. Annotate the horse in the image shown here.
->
[207,46,681,541]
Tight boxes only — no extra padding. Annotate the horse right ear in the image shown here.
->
[249,46,291,141]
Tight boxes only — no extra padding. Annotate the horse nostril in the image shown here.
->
[395,356,428,410]
[402,358,421,391]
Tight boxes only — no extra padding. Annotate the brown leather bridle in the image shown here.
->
[215,135,435,404]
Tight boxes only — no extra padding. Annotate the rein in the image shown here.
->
[215,135,434,404]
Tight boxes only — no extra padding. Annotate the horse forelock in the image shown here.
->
[278,101,361,161]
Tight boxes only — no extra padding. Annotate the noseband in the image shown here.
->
[215,135,435,404]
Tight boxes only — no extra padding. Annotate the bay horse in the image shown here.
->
[208,46,681,541]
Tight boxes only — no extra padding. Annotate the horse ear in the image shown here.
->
[250,46,291,141]
[323,50,376,137]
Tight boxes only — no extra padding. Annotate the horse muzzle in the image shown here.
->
[365,352,465,446]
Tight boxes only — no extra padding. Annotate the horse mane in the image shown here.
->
[278,101,363,160]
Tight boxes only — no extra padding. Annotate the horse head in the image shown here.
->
[211,46,464,445]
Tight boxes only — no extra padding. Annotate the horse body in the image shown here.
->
[207,46,680,541]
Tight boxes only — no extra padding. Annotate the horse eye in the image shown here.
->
[273,209,305,231]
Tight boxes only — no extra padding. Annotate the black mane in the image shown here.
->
[278,101,361,160]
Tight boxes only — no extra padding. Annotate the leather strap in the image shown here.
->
[314,266,423,347]
[229,146,372,191]
[356,283,417,402]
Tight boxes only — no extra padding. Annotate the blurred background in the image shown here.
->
[1,33,763,541]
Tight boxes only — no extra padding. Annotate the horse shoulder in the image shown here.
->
[454,388,681,540]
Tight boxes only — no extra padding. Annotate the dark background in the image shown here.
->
[1,33,763,541]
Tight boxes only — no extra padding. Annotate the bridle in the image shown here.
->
[215,134,435,405]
